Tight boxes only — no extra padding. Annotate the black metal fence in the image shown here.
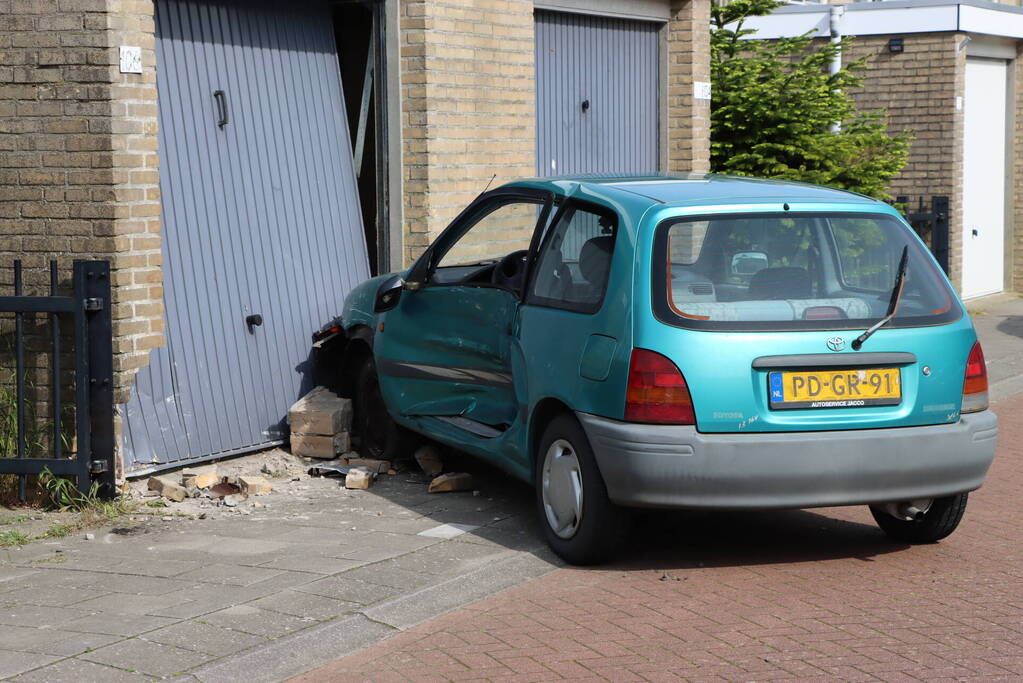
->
[897,195,950,275]
[0,260,114,500]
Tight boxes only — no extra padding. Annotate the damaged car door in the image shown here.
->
[374,189,554,435]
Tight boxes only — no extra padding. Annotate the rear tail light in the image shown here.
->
[624,348,695,425]
[961,341,988,413]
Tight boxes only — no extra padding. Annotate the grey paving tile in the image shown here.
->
[200,604,316,639]
[145,620,267,657]
[0,585,107,607]
[0,649,61,678]
[377,541,504,576]
[70,593,186,617]
[245,589,360,620]
[292,575,398,605]
[0,604,91,628]
[0,624,121,656]
[80,638,213,678]
[10,657,153,683]
[173,563,284,587]
[338,564,436,590]
[61,612,177,637]
[255,554,366,575]
[0,567,36,584]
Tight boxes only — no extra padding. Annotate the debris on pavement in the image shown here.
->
[414,445,444,477]
[210,482,243,499]
[182,465,219,489]
[344,457,391,474]
[345,467,374,490]
[238,475,273,496]
[222,492,248,507]
[288,386,353,435]
[147,475,187,502]
[288,386,353,459]
[428,472,474,493]
[307,461,352,478]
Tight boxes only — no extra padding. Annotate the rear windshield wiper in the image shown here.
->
[851,245,908,350]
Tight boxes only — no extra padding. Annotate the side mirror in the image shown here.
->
[730,251,769,277]
[374,275,405,312]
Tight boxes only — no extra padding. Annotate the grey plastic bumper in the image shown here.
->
[577,411,998,510]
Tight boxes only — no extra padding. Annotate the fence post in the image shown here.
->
[78,261,115,498]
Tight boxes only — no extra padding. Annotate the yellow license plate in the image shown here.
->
[768,367,901,410]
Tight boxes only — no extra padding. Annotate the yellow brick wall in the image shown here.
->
[668,0,711,174]
[0,0,163,403]
[400,0,538,265]
[844,33,966,292]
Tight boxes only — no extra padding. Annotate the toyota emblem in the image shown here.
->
[826,337,846,352]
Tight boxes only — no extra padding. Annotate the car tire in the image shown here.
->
[869,493,968,544]
[353,356,412,461]
[535,414,627,565]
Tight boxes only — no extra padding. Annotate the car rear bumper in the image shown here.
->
[577,410,998,510]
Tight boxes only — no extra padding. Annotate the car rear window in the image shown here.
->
[652,212,960,331]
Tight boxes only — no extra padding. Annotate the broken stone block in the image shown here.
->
[413,445,444,477]
[147,475,186,502]
[223,492,248,507]
[344,458,391,474]
[238,475,272,496]
[290,433,350,459]
[345,467,373,490]
[288,387,353,435]
[428,472,474,494]
[182,465,219,489]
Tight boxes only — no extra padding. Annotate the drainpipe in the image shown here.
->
[829,5,845,133]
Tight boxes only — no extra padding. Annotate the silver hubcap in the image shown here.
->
[541,439,583,539]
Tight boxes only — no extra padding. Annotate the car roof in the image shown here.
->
[511,173,879,209]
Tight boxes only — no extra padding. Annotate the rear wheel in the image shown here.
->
[353,356,412,460]
[870,493,968,543]
[535,414,627,565]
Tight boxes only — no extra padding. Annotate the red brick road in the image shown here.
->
[297,395,1023,682]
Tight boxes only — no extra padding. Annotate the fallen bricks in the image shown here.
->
[288,387,353,460]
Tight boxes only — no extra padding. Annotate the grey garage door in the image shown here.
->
[123,0,370,471]
[535,10,661,177]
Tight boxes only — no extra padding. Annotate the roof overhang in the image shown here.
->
[735,0,1023,41]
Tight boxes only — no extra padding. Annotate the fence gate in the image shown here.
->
[0,260,115,499]
[897,195,950,275]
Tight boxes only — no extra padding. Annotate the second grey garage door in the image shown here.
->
[123,0,370,471]
[535,10,661,176]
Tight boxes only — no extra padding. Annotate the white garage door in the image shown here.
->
[962,58,1008,299]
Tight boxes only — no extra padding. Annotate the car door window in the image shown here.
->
[435,198,546,269]
[529,202,618,313]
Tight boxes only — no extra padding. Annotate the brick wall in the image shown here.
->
[400,0,537,265]
[844,33,966,291]
[0,0,163,404]
[667,0,711,174]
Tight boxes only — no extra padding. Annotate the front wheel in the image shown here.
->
[352,357,413,461]
[870,493,969,543]
[535,414,627,565]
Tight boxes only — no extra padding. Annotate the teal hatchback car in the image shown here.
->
[331,175,998,564]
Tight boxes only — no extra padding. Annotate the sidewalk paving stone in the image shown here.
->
[79,638,214,677]
[294,392,1023,682]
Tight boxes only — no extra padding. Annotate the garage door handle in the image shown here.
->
[972,228,979,237]
[214,90,229,128]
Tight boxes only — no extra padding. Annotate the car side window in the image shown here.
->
[434,198,545,269]
[529,203,618,313]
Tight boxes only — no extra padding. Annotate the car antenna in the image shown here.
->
[476,174,497,199]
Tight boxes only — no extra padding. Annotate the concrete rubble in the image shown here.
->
[428,472,474,494]
[288,386,353,459]
[413,445,445,477]
[344,467,374,490]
